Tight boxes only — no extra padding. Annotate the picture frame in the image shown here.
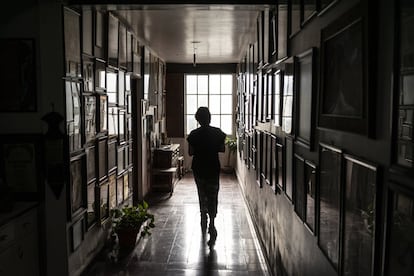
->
[276,142,285,192]
[384,181,414,276]
[269,8,277,62]
[97,95,108,134]
[107,12,119,68]
[270,135,277,189]
[99,181,109,222]
[0,134,43,200]
[64,8,81,78]
[83,95,96,144]
[256,130,263,188]
[0,38,37,112]
[318,2,374,137]
[108,172,116,209]
[318,143,342,270]
[117,175,124,205]
[93,10,106,59]
[295,48,317,150]
[301,0,318,26]
[85,145,96,184]
[285,136,294,201]
[341,154,378,276]
[304,161,317,234]
[82,10,93,56]
[97,137,108,181]
[65,80,82,153]
[282,58,294,135]
[82,57,94,93]
[118,22,127,69]
[273,69,282,127]
[69,153,86,217]
[108,138,117,174]
[265,133,273,186]
[294,154,305,220]
[277,0,289,62]
[95,59,106,93]
[86,182,97,228]
[257,11,264,68]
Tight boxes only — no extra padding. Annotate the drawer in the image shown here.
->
[0,223,16,251]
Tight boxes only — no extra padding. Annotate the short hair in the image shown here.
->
[195,107,211,126]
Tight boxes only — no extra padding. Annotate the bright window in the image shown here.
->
[185,74,234,135]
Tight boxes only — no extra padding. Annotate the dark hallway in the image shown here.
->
[83,173,270,276]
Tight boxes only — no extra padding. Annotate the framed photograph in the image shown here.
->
[260,131,267,185]
[86,183,96,228]
[384,182,414,276]
[99,181,109,222]
[318,143,342,270]
[341,154,378,276]
[117,145,126,175]
[84,95,96,144]
[126,32,132,72]
[285,137,294,201]
[107,13,119,67]
[64,8,81,78]
[123,173,129,200]
[70,153,86,217]
[108,138,117,174]
[65,80,82,153]
[273,69,282,127]
[95,59,106,92]
[295,48,317,150]
[82,10,93,56]
[97,95,108,134]
[282,58,294,135]
[305,161,317,234]
[132,36,141,77]
[264,133,273,186]
[108,172,116,209]
[117,175,124,205]
[106,69,117,106]
[85,145,96,184]
[97,137,108,181]
[277,0,289,62]
[0,39,37,112]
[290,0,301,37]
[270,135,277,189]
[108,106,118,138]
[93,10,106,59]
[302,0,317,25]
[82,57,94,93]
[294,154,305,220]
[0,134,43,199]
[318,2,373,136]
[118,23,127,69]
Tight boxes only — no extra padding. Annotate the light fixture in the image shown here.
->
[191,41,200,67]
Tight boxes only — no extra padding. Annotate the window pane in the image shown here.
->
[209,74,221,94]
[186,75,197,94]
[221,115,232,134]
[211,115,220,128]
[187,95,197,114]
[221,95,232,114]
[210,95,221,114]
[198,95,208,108]
[221,75,233,94]
[198,75,208,94]
[186,116,198,134]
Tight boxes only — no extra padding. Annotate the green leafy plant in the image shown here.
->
[225,137,237,167]
[111,201,155,237]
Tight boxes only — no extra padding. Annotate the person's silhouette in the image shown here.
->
[187,107,226,247]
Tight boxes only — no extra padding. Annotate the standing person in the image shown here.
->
[187,107,226,246]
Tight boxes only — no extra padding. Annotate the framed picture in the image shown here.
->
[395,0,414,169]
[82,57,94,93]
[269,8,277,62]
[0,39,37,112]
[276,142,285,191]
[294,154,305,220]
[85,145,96,184]
[384,181,414,276]
[69,153,86,217]
[0,134,43,199]
[64,8,81,78]
[97,95,108,134]
[95,59,106,93]
[126,31,132,72]
[86,183,96,228]
[132,37,141,77]
[273,69,282,127]
[285,136,294,201]
[304,161,317,234]
[97,137,108,181]
[99,181,109,222]
[318,2,373,136]
[108,172,116,209]
[118,23,127,69]
[65,80,82,153]
[270,135,277,189]
[123,173,129,200]
[108,138,117,174]
[295,48,317,150]
[277,0,289,62]
[256,131,263,188]
[84,95,96,144]
[290,0,301,37]
[341,154,378,276]
[93,10,106,59]
[107,12,119,67]
[82,10,93,56]
[117,175,124,205]
[282,58,294,135]
[302,0,317,25]
[257,11,264,68]
[106,69,117,106]
[318,143,342,270]
[117,145,126,175]
[265,133,273,186]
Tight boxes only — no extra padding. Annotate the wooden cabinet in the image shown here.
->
[152,144,180,194]
[0,204,39,276]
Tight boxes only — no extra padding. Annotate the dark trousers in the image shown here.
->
[194,173,219,218]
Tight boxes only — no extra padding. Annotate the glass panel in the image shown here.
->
[186,116,197,134]
[186,75,197,94]
[221,115,232,135]
[221,95,233,114]
[211,115,221,128]
[187,95,197,114]
[198,75,208,94]
[221,74,233,94]
[209,74,220,94]
[209,95,221,114]
[198,95,208,108]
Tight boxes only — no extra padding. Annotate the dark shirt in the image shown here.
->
[187,125,226,178]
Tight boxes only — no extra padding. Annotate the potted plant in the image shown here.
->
[222,137,237,173]
[111,201,155,250]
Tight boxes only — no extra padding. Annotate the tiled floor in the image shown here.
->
[83,173,270,276]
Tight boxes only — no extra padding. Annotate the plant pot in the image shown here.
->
[117,228,140,249]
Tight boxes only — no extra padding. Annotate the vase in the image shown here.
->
[117,228,140,250]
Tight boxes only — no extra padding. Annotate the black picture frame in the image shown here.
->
[269,8,277,62]
[97,95,108,134]
[82,9,93,56]
[318,2,373,137]
[69,153,86,217]
[84,95,96,144]
[282,58,294,135]
[107,12,119,68]
[108,172,116,209]
[294,154,305,220]
[85,145,96,184]
[117,175,124,205]
[341,154,378,276]
[93,10,106,60]
[99,181,109,222]
[64,8,81,78]
[257,11,264,68]
[384,181,414,276]
[295,48,317,150]
[95,59,106,93]
[0,134,43,200]
[97,137,108,181]
[108,138,117,174]
[270,135,277,190]
[305,161,317,234]
[318,143,342,270]
[0,38,37,112]
[285,136,294,201]
[118,22,127,69]
[273,69,283,127]
[277,0,289,62]
[65,80,82,153]
[86,182,97,228]
[82,57,94,93]
[256,131,264,188]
